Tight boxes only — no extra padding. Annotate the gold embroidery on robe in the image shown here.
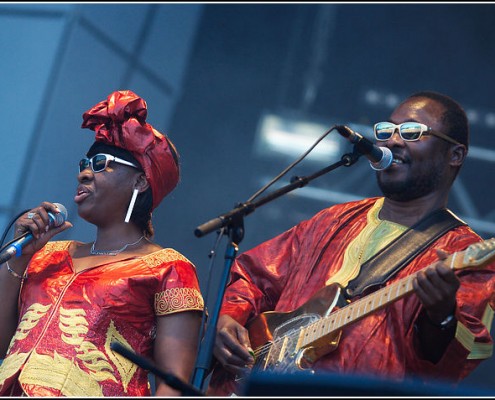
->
[105,320,137,393]
[455,312,494,360]
[326,198,407,287]
[482,303,494,334]
[155,287,204,315]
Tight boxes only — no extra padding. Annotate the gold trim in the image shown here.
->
[143,248,194,268]
[155,287,204,315]
[455,318,494,360]
[482,303,494,333]
[326,198,407,287]
[41,240,71,254]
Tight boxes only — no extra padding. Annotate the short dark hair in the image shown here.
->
[407,91,469,149]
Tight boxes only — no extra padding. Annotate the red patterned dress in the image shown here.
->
[0,241,204,396]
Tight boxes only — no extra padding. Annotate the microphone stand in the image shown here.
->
[192,212,245,393]
[110,341,203,396]
[191,148,362,393]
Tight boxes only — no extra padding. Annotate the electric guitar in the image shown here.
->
[245,238,495,374]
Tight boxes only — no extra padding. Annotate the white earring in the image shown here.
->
[125,188,139,223]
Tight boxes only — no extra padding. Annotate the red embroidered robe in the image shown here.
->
[208,197,495,396]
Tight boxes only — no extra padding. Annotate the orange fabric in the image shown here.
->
[0,241,203,397]
[208,197,495,396]
[81,90,179,209]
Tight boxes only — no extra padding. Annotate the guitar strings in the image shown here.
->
[252,306,348,361]
[251,284,397,363]
[250,240,495,366]
[252,327,306,360]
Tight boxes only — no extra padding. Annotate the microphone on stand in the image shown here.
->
[0,203,68,263]
[335,125,393,171]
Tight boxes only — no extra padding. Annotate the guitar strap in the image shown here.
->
[344,207,466,299]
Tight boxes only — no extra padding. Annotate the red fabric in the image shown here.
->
[208,197,495,395]
[0,241,203,397]
[81,90,179,210]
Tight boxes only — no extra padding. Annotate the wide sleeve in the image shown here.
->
[220,218,309,325]
[144,249,204,316]
[405,230,495,381]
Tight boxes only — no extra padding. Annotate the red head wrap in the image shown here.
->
[81,90,180,210]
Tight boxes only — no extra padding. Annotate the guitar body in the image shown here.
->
[239,238,495,378]
[246,283,348,372]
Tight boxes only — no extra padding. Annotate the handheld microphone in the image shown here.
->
[0,203,68,263]
[336,125,393,171]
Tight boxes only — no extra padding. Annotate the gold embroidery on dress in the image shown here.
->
[78,341,118,383]
[0,351,29,388]
[143,248,194,268]
[19,350,104,396]
[155,287,204,315]
[60,308,88,346]
[105,320,137,393]
[14,311,137,396]
[41,240,71,255]
[0,304,51,389]
[9,303,51,351]
[59,307,117,383]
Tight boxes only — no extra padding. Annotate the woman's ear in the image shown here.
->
[135,173,150,193]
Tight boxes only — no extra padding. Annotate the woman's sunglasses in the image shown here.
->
[79,153,138,173]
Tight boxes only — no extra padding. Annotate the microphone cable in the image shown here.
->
[0,209,31,252]
[246,125,339,203]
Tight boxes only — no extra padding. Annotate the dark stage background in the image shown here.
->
[1,3,495,395]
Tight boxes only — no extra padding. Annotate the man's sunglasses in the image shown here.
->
[79,153,138,173]
[373,122,461,145]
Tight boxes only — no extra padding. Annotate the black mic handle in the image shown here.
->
[194,202,255,238]
[110,341,203,396]
[194,216,226,238]
[0,248,16,264]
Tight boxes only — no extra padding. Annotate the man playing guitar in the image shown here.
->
[208,91,495,396]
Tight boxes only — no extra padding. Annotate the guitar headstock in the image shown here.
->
[463,238,495,267]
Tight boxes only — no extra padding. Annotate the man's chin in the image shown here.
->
[379,183,419,202]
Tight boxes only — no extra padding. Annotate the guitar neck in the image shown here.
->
[300,249,465,348]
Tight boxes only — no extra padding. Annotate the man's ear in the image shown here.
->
[449,144,467,167]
